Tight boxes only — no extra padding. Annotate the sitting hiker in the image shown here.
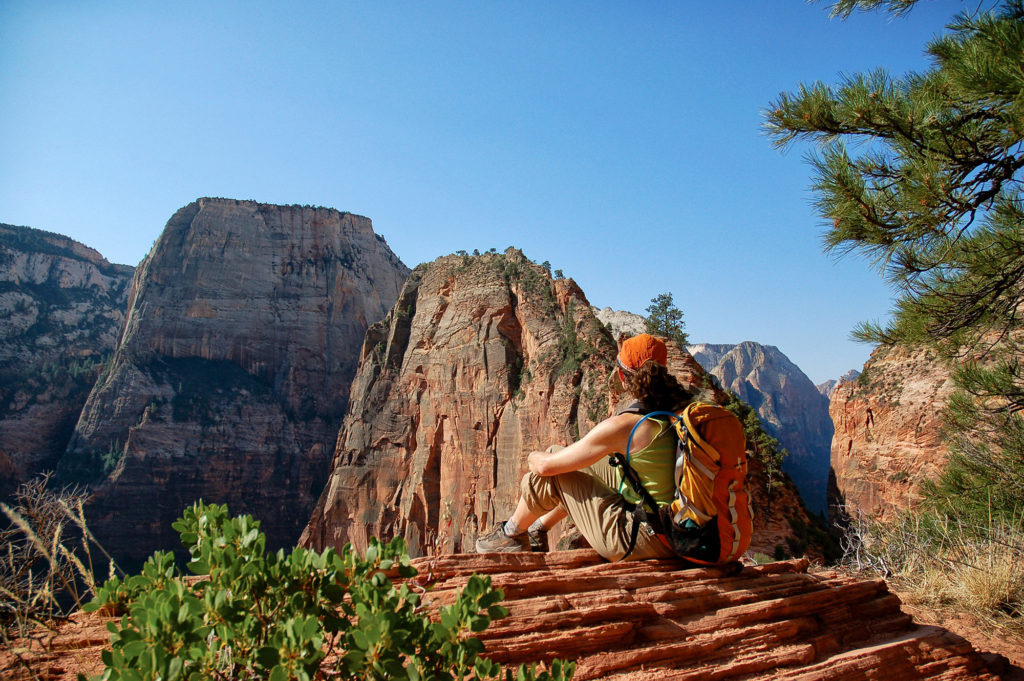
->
[475,333,694,561]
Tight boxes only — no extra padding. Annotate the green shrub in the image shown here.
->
[86,502,575,681]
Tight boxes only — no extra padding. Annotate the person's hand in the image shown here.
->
[527,450,546,476]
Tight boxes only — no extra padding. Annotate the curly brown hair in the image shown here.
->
[624,360,695,412]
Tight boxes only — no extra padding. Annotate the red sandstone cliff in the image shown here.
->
[302,249,812,560]
[301,250,618,555]
[61,199,409,565]
[829,343,956,521]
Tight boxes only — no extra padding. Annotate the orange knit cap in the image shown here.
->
[617,333,668,372]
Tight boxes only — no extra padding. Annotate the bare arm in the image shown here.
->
[527,412,661,476]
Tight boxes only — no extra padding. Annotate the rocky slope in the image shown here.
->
[5,551,1017,680]
[60,198,409,565]
[0,224,133,500]
[687,342,833,515]
[829,344,955,521]
[302,250,813,560]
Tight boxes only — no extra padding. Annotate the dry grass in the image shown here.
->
[840,506,1024,636]
[0,474,117,642]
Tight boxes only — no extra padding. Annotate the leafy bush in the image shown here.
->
[86,502,575,681]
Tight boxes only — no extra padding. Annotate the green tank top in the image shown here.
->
[616,417,676,507]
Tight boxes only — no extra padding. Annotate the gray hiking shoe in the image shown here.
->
[475,523,530,553]
[528,528,549,552]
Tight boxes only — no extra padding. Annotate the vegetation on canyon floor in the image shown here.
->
[768,0,1024,630]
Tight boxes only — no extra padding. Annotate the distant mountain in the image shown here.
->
[0,224,134,500]
[817,369,861,399]
[685,344,734,375]
[592,307,646,340]
[687,341,833,515]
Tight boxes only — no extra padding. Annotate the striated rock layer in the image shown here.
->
[302,250,813,559]
[4,552,1015,680]
[0,224,133,500]
[409,551,1013,680]
[61,198,409,565]
[688,342,833,515]
[829,344,955,522]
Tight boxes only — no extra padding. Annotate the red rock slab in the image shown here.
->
[1,611,113,681]
[408,550,1017,680]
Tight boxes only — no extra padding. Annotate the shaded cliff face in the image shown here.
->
[0,224,133,499]
[687,341,833,515]
[61,198,409,565]
[829,344,955,522]
[302,254,812,560]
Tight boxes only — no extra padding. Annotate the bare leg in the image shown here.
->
[537,506,567,529]
[509,498,567,532]
[508,495,540,531]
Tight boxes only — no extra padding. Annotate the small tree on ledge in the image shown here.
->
[645,292,689,346]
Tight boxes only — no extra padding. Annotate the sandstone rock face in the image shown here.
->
[687,341,833,515]
[829,344,955,522]
[62,199,409,565]
[0,224,133,500]
[302,250,620,556]
[302,252,813,560]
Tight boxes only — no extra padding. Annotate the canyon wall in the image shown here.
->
[302,251,812,559]
[0,224,133,500]
[61,199,409,565]
[828,344,955,522]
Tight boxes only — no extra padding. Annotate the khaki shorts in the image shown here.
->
[519,454,676,562]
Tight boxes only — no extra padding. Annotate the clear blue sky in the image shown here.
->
[0,0,964,384]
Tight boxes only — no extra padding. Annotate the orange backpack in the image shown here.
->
[614,402,753,566]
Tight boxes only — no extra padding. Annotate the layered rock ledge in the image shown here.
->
[409,551,1016,680]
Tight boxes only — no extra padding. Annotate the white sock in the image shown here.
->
[503,520,522,537]
[528,519,547,533]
